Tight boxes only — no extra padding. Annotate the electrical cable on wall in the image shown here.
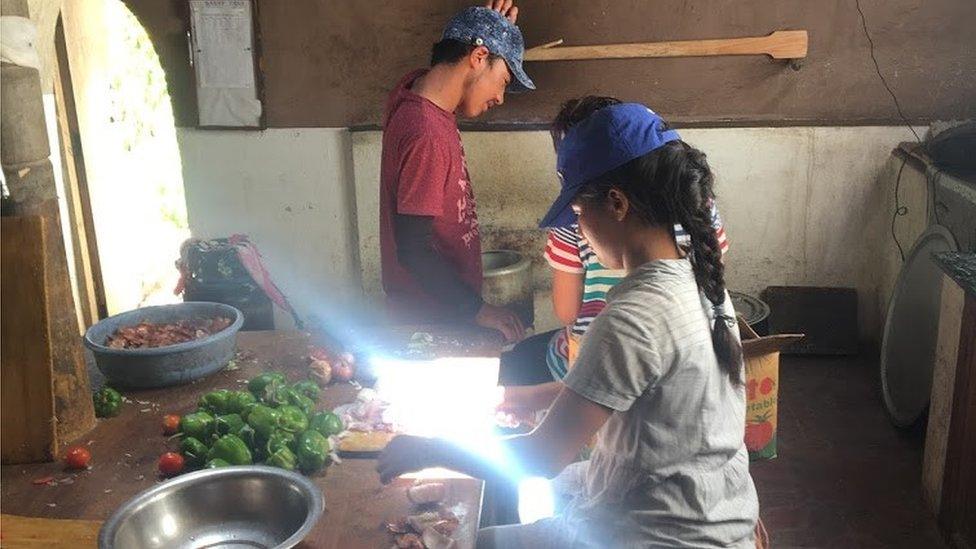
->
[855,0,943,260]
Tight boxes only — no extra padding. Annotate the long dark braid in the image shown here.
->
[576,140,744,383]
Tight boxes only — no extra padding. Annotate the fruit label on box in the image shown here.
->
[744,352,779,461]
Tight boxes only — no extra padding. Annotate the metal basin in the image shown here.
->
[482,250,534,326]
[98,466,323,549]
[84,302,243,389]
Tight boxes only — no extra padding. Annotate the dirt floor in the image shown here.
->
[751,354,947,548]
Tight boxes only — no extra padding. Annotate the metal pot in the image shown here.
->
[482,250,533,326]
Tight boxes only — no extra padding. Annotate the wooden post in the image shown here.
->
[1,216,57,463]
[1,0,96,449]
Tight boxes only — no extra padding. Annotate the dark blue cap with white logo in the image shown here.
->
[442,7,536,92]
[539,103,681,228]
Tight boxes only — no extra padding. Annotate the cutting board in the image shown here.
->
[0,514,101,548]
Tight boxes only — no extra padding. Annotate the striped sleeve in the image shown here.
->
[544,226,585,274]
[711,203,730,255]
[673,202,731,256]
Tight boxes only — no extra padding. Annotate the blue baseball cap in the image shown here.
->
[442,7,535,92]
[538,103,681,228]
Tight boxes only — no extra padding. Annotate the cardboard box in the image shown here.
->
[739,317,804,461]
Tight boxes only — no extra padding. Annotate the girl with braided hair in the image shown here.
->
[378,102,757,548]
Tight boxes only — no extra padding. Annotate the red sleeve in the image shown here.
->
[396,133,450,217]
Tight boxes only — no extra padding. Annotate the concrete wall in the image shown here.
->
[176,128,362,329]
[352,126,923,340]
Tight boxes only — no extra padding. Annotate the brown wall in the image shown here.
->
[128,0,976,128]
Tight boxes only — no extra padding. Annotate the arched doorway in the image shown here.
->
[54,0,189,323]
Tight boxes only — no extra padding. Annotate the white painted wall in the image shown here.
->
[352,126,924,340]
[177,128,362,329]
[177,124,927,341]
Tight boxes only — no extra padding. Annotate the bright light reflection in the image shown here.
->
[518,477,556,524]
[160,513,178,537]
[371,356,525,481]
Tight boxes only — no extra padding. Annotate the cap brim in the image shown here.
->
[505,59,535,93]
[538,188,577,228]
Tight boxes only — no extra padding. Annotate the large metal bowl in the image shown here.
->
[98,466,323,549]
[84,302,244,389]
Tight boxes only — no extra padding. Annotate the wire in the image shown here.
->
[891,156,909,262]
[855,0,945,259]
[854,0,922,144]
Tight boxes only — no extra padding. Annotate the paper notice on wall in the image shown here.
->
[190,0,254,89]
[189,0,261,127]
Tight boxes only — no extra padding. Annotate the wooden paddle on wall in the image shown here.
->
[524,30,808,62]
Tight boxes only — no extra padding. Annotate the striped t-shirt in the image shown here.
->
[544,206,729,379]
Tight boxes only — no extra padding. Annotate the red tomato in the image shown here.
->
[333,361,354,382]
[162,414,181,435]
[759,377,775,395]
[64,446,91,470]
[158,452,185,476]
[746,379,758,400]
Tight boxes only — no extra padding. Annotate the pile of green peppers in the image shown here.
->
[175,372,345,475]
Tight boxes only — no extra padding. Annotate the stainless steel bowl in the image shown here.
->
[98,466,323,549]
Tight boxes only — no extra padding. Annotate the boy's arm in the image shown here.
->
[396,214,524,341]
[395,214,484,319]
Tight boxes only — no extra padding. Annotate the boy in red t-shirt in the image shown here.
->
[379,2,534,341]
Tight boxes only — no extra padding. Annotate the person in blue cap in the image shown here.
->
[378,101,758,548]
[378,1,533,341]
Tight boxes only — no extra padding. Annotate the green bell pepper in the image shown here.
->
[248,372,286,402]
[180,436,209,467]
[214,413,245,438]
[284,388,315,416]
[266,429,296,456]
[246,404,281,440]
[308,411,344,438]
[198,389,234,415]
[291,380,321,402]
[296,430,331,473]
[204,458,231,469]
[226,390,258,415]
[93,387,123,418]
[179,411,215,441]
[207,434,253,465]
[238,423,257,449]
[267,447,297,471]
[277,405,309,433]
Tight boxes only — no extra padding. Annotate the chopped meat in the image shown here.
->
[406,511,442,533]
[105,317,232,349]
[429,519,458,536]
[387,518,411,535]
[422,527,458,549]
[394,533,425,549]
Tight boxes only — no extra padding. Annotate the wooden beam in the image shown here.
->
[524,30,808,62]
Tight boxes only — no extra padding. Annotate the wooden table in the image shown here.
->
[1,328,503,548]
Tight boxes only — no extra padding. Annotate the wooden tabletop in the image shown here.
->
[1,328,503,548]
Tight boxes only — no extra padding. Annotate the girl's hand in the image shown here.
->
[377,435,438,484]
[495,385,541,428]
